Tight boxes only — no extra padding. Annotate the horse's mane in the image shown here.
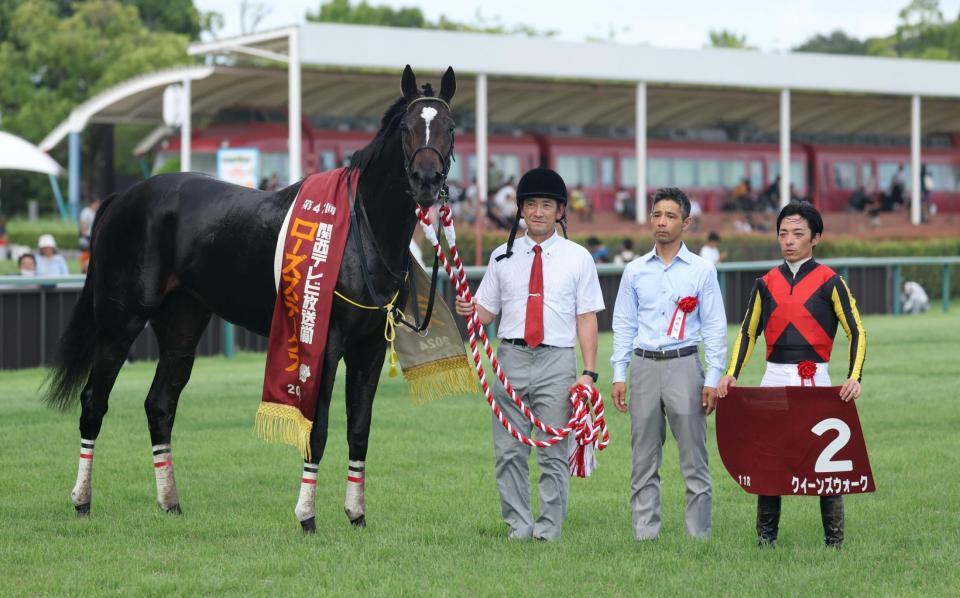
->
[348,83,435,176]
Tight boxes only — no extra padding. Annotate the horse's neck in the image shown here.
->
[357,144,417,274]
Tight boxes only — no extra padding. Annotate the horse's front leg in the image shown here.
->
[296,331,343,534]
[342,335,388,528]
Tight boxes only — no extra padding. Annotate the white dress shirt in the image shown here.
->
[475,232,605,348]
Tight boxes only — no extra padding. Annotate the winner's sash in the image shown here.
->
[717,386,875,496]
[258,168,355,459]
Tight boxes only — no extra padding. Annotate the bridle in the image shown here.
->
[401,95,454,181]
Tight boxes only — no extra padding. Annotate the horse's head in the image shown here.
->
[399,65,456,207]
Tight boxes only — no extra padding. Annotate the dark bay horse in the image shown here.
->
[44,65,457,532]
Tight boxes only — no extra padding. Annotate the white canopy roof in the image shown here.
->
[0,131,63,175]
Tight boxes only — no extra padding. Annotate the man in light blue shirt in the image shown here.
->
[610,187,727,540]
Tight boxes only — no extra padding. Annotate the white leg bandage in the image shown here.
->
[152,444,180,511]
[71,438,95,507]
[344,460,366,521]
[294,463,318,522]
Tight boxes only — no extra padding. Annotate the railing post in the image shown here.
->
[718,269,727,302]
[222,321,236,358]
[892,265,902,315]
[943,265,951,313]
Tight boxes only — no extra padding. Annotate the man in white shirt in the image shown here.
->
[901,280,929,314]
[698,231,727,266]
[456,167,604,542]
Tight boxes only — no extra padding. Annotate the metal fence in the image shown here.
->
[1,256,956,371]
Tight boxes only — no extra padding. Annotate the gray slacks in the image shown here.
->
[628,352,711,539]
[491,343,576,540]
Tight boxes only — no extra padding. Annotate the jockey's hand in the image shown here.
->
[611,382,627,413]
[702,386,718,416]
[839,378,861,402]
[455,296,476,317]
[574,374,595,391]
[717,375,737,398]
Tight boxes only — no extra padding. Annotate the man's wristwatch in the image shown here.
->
[582,370,599,383]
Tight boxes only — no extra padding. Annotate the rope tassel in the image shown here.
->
[414,203,610,477]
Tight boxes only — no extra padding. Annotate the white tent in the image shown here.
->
[0,131,63,176]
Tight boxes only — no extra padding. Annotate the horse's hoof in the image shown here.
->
[300,517,316,534]
[75,503,90,517]
[350,515,366,528]
[163,504,183,515]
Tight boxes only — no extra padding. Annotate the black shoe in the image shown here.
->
[821,495,844,547]
[756,495,781,548]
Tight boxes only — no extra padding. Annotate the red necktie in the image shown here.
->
[524,245,544,348]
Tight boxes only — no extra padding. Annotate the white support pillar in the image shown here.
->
[779,88,790,208]
[635,81,647,224]
[910,94,922,225]
[180,79,192,172]
[288,27,302,183]
[474,74,488,266]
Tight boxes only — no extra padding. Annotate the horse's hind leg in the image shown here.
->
[72,312,148,517]
[144,292,211,514]
[342,337,387,528]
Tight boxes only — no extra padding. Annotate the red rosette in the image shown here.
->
[797,360,817,381]
[677,296,698,313]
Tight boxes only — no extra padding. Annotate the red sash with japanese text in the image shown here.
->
[717,386,875,496]
[257,168,355,459]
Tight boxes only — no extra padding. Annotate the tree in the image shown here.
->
[121,0,202,39]
[794,30,868,55]
[0,0,192,214]
[708,29,755,50]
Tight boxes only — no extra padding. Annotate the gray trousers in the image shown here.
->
[492,343,576,540]
[628,352,711,539]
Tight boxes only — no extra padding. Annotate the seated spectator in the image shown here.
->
[612,238,637,265]
[586,236,610,263]
[18,253,37,276]
[569,185,592,222]
[758,176,780,212]
[35,234,69,276]
[847,187,872,212]
[689,197,703,232]
[699,231,728,265]
[488,179,516,230]
[614,187,635,220]
[901,281,930,314]
[726,177,754,212]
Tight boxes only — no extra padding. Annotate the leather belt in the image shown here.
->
[502,338,556,349]
[633,346,698,360]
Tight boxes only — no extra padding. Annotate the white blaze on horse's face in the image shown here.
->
[420,106,438,145]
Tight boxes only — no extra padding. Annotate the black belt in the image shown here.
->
[502,338,556,349]
[633,346,698,360]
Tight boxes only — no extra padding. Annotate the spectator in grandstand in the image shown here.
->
[612,238,637,265]
[727,178,754,212]
[488,178,516,230]
[889,164,906,209]
[921,164,934,223]
[570,185,592,222]
[901,281,930,315]
[847,186,872,212]
[615,187,635,220]
[18,253,37,276]
[586,236,610,263]
[758,177,780,212]
[688,196,703,232]
[35,234,69,276]
[699,232,728,265]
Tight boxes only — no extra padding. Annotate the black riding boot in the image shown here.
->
[756,495,781,547]
[820,495,844,547]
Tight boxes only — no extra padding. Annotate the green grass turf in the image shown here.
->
[1,309,958,595]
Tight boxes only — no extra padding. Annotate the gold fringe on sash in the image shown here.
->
[255,403,314,460]
[402,354,477,405]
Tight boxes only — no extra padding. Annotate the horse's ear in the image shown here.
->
[439,67,456,103]
[401,65,418,101]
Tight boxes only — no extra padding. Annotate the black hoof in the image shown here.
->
[75,503,90,517]
[300,517,316,534]
[349,515,366,528]
[163,504,183,515]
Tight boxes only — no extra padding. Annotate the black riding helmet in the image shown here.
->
[496,167,569,261]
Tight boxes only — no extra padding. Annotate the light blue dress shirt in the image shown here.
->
[611,243,727,387]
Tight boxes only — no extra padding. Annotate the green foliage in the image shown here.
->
[306,0,555,36]
[1,313,959,593]
[794,30,869,55]
[121,0,201,38]
[707,29,755,50]
[3,216,81,249]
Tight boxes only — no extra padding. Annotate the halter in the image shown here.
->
[401,96,454,180]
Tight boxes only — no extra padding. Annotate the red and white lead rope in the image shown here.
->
[415,203,609,477]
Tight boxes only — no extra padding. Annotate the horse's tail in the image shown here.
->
[42,193,119,410]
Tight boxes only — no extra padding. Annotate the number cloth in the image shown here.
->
[716,386,875,496]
